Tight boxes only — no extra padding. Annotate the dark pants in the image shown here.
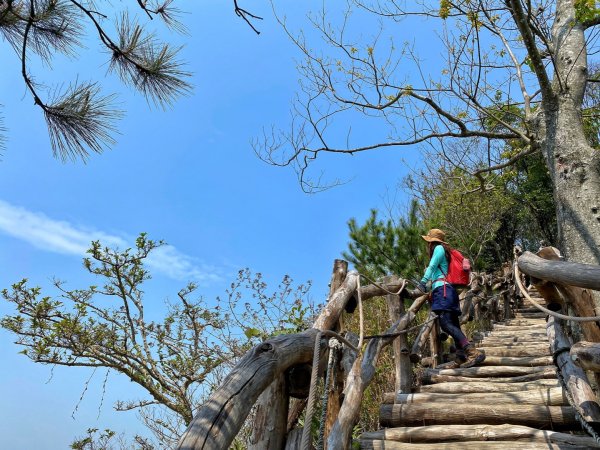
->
[437,310,470,350]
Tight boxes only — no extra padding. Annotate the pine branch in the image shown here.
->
[44,82,122,161]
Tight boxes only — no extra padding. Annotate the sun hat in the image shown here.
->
[421,228,447,243]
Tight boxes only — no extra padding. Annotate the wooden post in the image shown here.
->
[323,260,348,447]
[410,311,436,363]
[384,275,411,393]
[248,374,288,450]
[546,315,600,424]
[429,317,441,367]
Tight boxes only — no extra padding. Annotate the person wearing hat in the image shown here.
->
[418,228,485,368]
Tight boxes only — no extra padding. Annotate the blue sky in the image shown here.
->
[0,1,424,448]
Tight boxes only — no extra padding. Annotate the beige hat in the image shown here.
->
[421,228,447,243]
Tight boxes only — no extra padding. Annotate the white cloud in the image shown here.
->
[0,200,221,283]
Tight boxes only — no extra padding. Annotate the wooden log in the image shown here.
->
[383,386,566,406]
[418,379,559,394]
[547,315,600,424]
[360,424,600,447]
[518,250,600,291]
[284,428,307,450]
[571,341,600,371]
[385,275,411,393]
[479,355,552,366]
[324,259,348,443]
[379,402,576,429]
[360,440,587,449]
[429,316,441,367]
[555,284,600,342]
[423,365,554,379]
[326,294,430,450]
[248,374,287,450]
[421,368,557,384]
[410,311,436,363]
[476,346,550,357]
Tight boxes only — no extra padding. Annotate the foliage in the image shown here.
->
[343,199,427,280]
[0,1,261,160]
[2,233,313,448]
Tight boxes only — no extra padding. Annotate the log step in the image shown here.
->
[418,379,560,394]
[379,403,576,429]
[382,386,566,405]
[360,424,600,448]
[361,440,590,449]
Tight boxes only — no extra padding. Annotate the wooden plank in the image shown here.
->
[361,424,600,447]
[478,356,552,366]
[476,346,550,357]
[379,403,577,429]
[422,368,556,384]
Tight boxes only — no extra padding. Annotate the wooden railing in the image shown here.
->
[177,249,600,449]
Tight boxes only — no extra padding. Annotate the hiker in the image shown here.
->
[417,228,485,368]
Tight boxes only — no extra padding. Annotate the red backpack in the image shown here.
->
[442,248,471,287]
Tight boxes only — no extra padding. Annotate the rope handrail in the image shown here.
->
[514,262,600,322]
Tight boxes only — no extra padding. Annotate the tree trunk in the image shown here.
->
[542,1,600,268]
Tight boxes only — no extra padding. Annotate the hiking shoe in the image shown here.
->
[461,346,486,368]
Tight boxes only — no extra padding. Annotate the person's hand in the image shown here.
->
[417,281,428,293]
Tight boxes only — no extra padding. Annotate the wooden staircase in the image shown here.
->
[360,292,600,449]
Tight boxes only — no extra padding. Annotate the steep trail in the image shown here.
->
[359,290,600,449]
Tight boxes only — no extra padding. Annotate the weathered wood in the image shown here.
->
[409,311,436,363]
[283,428,307,450]
[360,440,587,449]
[385,275,411,393]
[383,386,566,406]
[324,259,348,444]
[177,332,318,450]
[418,379,559,394]
[479,356,552,366]
[476,346,550,357]
[555,284,600,342]
[571,341,600,371]
[379,402,577,429]
[423,365,554,379]
[547,315,600,424]
[360,424,600,447]
[422,368,557,384]
[429,316,441,368]
[326,294,429,450]
[248,374,287,450]
[518,250,600,291]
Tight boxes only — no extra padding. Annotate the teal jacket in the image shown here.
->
[421,244,448,291]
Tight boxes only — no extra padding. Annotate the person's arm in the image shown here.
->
[421,245,446,285]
